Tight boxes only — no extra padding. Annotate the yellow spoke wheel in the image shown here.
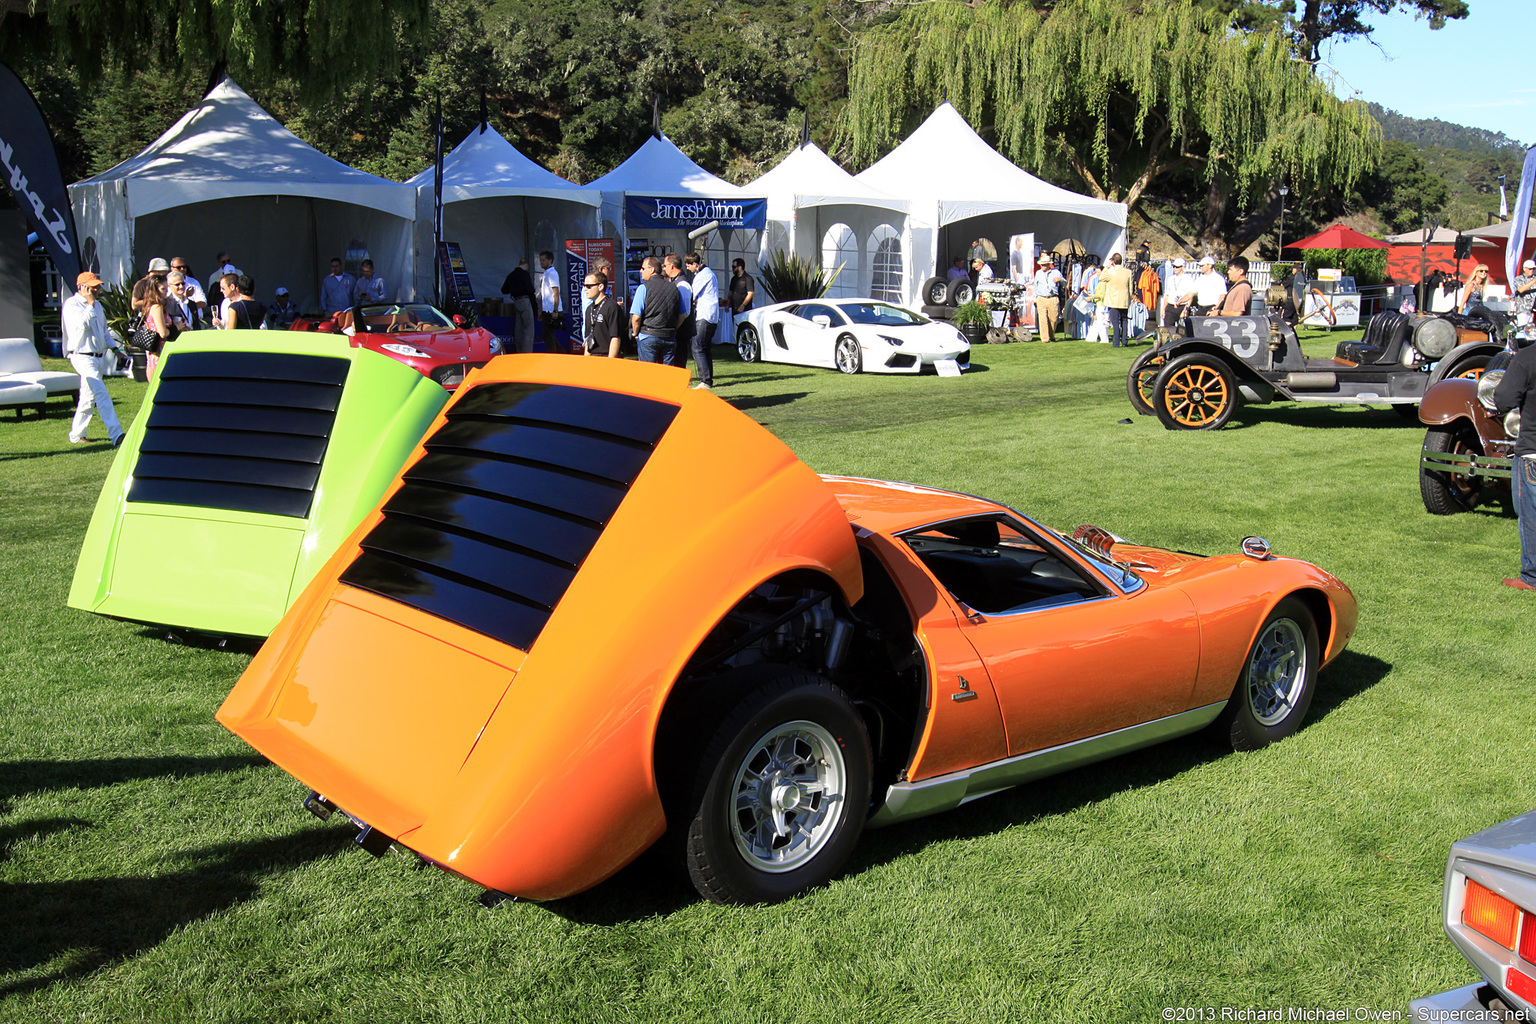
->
[1154,353,1238,430]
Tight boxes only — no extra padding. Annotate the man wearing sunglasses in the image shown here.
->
[582,272,622,358]
[63,271,125,447]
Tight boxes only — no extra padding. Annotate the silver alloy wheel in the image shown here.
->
[1246,617,1308,726]
[835,335,861,374]
[737,324,760,363]
[729,719,847,873]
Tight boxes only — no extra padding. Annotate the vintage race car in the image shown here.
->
[217,356,1356,905]
[68,332,450,637]
[735,297,971,374]
[293,302,500,390]
[1128,310,1504,430]
[1419,350,1519,515]
[1411,810,1536,1020]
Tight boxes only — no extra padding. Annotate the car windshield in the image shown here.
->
[839,302,927,327]
[1050,529,1146,593]
[358,304,453,331]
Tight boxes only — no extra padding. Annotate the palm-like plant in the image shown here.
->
[758,251,841,303]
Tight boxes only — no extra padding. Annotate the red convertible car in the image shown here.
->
[293,302,500,389]
[218,356,1358,905]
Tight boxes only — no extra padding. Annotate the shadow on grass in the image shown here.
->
[0,754,268,803]
[0,817,88,861]
[130,626,265,654]
[0,826,351,997]
[1229,403,1425,432]
[725,392,811,413]
[717,370,818,386]
[542,652,1396,924]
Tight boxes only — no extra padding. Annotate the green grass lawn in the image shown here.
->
[2,337,1532,1023]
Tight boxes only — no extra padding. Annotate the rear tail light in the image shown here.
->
[1522,908,1536,965]
[1465,879,1520,949]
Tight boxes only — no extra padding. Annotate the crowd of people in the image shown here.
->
[499,250,755,391]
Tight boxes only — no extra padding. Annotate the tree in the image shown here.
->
[0,0,429,101]
[839,0,1381,254]
[1212,0,1470,65]
[1354,140,1449,234]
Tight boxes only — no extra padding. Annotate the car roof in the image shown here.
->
[822,475,1005,535]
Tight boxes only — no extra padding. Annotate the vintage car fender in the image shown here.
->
[218,355,864,900]
[1425,340,1504,389]
[68,332,450,637]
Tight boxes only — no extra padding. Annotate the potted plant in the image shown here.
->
[952,299,991,345]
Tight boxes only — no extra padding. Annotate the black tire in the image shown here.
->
[736,323,760,363]
[1126,349,1166,416]
[945,278,974,306]
[834,334,862,374]
[920,276,949,306]
[1218,597,1319,751]
[1153,353,1238,430]
[1420,424,1483,514]
[683,673,871,905]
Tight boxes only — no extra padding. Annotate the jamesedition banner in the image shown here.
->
[623,195,766,232]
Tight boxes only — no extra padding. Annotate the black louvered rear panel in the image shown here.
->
[127,351,350,518]
[340,382,679,651]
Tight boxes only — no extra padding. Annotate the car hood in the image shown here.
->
[357,327,480,358]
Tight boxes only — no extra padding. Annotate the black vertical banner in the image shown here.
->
[0,61,81,284]
[432,96,444,308]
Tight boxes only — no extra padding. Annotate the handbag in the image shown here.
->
[128,312,161,353]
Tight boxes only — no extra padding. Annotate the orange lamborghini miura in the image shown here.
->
[218,355,1357,905]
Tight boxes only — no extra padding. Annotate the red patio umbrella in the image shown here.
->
[1288,224,1389,249]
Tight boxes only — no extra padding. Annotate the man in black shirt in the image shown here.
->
[1494,341,1536,590]
[726,258,755,347]
[582,272,622,358]
[501,258,537,353]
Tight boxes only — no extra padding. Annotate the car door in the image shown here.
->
[779,302,840,368]
[900,515,1201,757]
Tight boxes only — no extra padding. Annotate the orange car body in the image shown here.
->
[218,355,1357,901]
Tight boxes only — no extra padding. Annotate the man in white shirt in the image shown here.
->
[972,257,995,285]
[1189,255,1228,315]
[684,252,720,389]
[353,259,386,303]
[1163,257,1199,327]
[320,257,355,315]
[63,271,125,447]
[538,250,563,353]
[1030,255,1065,343]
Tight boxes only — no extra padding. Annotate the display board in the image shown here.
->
[437,242,473,306]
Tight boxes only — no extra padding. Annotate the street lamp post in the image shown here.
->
[1278,184,1289,262]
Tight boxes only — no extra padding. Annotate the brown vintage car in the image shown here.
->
[1419,349,1519,515]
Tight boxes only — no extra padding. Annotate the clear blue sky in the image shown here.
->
[1322,0,1532,147]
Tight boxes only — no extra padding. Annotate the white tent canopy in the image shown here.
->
[405,124,599,304]
[70,79,415,312]
[746,142,909,302]
[855,103,1127,302]
[589,134,761,296]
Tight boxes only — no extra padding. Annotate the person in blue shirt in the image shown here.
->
[629,257,681,363]
[662,253,694,370]
[684,252,720,389]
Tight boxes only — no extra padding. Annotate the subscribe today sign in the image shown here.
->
[624,194,766,231]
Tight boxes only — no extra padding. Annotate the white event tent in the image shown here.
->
[746,142,909,303]
[587,134,763,292]
[856,103,1127,303]
[406,124,599,304]
[70,79,415,312]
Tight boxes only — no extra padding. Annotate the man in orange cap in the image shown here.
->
[63,271,125,447]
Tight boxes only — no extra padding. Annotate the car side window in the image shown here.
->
[901,516,1103,616]
[798,303,836,325]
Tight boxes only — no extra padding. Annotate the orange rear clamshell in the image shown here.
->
[218,356,863,900]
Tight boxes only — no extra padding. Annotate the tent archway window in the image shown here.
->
[822,222,859,298]
[869,224,903,304]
